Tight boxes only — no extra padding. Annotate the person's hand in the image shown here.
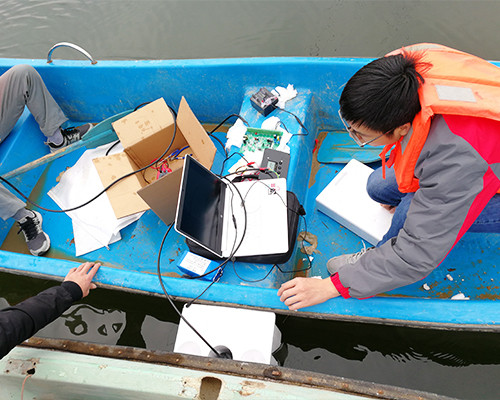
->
[381,203,396,213]
[278,277,340,310]
[63,262,101,298]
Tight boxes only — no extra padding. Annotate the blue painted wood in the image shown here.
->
[0,56,499,331]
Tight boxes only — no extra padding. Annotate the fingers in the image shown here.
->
[64,262,101,297]
[76,262,101,276]
[278,277,341,311]
[86,262,101,280]
[278,279,302,308]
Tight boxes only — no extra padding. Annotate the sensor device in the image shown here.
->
[261,148,290,179]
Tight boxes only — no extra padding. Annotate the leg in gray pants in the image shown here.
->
[0,64,70,256]
[0,64,68,220]
[0,64,67,142]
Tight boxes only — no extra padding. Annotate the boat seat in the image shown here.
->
[0,109,49,175]
[234,86,315,205]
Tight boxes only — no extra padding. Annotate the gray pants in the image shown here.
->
[0,64,68,220]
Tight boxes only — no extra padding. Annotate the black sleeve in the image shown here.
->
[0,281,82,360]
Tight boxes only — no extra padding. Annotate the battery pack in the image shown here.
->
[177,251,223,281]
[250,88,278,116]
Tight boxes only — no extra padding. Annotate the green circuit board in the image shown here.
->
[240,127,283,153]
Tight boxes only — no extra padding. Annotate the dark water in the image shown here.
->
[2,1,500,399]
[2,271,500,400]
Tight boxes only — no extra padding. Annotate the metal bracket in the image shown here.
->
[47,42,97,65]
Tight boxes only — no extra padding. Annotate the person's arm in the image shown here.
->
[338,115,499,298]
[0,262,100,359]
[279,115,500,308]
[278,277,340,310]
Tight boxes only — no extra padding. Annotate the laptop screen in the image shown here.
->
[175,155,225,256]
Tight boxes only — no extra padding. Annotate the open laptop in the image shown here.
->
[175,155,288,259]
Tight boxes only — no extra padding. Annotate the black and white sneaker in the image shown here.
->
[47,123,94,153]
[17,210,51,256]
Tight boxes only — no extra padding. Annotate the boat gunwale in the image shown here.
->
[16,336,454,400]
[2,261,499,333]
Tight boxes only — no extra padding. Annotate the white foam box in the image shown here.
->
[174,304,280,364]
[316,159,393,245]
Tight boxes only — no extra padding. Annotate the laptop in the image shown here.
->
[175,155,288,258]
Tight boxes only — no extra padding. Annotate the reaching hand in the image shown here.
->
[63,262,101,298]
[278,277,340,310]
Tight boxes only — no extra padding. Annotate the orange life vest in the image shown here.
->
[380,43,500,193]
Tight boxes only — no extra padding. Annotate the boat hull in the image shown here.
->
[0,56,499,331]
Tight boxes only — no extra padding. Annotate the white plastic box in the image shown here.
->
[174,304,280,364]
[316,159,393,245]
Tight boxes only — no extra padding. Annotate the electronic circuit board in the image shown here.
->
[240,127,283,153]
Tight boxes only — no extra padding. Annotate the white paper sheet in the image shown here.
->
[48,142,144,256]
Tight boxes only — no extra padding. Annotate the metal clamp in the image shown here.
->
[47,42,97,65]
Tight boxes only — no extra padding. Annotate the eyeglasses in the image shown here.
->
[338,109,392,147]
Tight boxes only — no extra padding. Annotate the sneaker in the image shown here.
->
[17,210,51,256]
[326,245,374,275]
[47,123,94,153]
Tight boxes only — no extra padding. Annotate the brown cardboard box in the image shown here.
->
[93,97,216,224]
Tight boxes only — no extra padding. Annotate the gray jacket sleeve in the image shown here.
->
[0,281,82,360]
[337,115,492,298]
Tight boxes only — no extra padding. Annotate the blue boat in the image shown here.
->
[1,43,499,333]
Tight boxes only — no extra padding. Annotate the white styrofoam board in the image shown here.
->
[316,159,393,245]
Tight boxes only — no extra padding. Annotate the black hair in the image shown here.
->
[339,52,426,133]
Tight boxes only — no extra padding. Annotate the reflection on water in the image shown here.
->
[1,271,500,399]
[37,304,126,345]
[140,315,178,352]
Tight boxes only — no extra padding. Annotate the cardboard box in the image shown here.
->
[93,97,216,224]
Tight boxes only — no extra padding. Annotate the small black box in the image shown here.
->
[250,88,278,116]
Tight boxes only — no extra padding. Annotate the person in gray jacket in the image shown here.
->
[0,64,93,256]
[0,262,100,360]
[278,47,500,309]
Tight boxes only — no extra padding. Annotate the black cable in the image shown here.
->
[230,210,312,283]
[207,114,249,159]
[0,104,178,214]
[156,224,227,358]
[185,178,247,282]
[208,113,249,135]
[232,261,277,283]
[105,140,120,156]
[272,106,309,136]
[219,152,251,175]
[207,134,228,158]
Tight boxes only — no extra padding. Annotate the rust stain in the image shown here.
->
[308,130,328,188]
[298,231,321,255]
[238,380,266,396]
[478,293,500,300]
[293,257,310,279]
[162,271,181,278]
